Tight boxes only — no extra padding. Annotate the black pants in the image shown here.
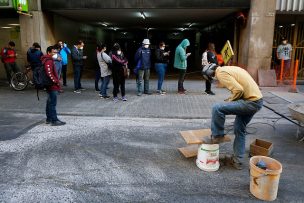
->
[112,68,125,97]
[62,65,68,86]
[4,62,20,84]
[205,80,211,92]
[178,69,186,91]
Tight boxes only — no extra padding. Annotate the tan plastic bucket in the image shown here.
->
[250,156,282,201]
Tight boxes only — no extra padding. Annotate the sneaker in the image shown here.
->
[113,97,119,102]
[122,96,127,101]
[144,91,152,95]
[178,90,186,94]
[51,120,66,126]
[101,95,110,99]
[137,92,142,96]
[161,90,166,94]
[45,120,51,124]
[182,88,187,92]
[95,89,100,92]
[79,88,86,91]
[74,90,81,93]
[231,156,243,170]
[205,90,215,95]
[157,90,165,95]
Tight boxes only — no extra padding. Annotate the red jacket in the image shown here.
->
[2,48,17,63]
[41,55,60,91]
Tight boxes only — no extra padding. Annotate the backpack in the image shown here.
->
[33,59,54,100]
[0,48,8,63]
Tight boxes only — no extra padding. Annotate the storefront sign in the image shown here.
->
[0,0,13,8]
[13,0,28,12]
[221,40,234,65]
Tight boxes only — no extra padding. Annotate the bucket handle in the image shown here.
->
[252,173,276,186]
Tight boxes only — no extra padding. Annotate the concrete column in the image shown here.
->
[238,0,276,81]
[19,0,55,55]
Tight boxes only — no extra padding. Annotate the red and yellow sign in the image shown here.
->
[221,40,234,65]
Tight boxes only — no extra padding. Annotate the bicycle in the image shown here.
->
[10,64,32,91]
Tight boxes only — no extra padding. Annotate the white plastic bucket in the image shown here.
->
[196,144,219,172]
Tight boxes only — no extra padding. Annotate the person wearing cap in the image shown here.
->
[202,64,263,170]
[134,39,152,96]
[276,38,292,79]
[173,39,191,94]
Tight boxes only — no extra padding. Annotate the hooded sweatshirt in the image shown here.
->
[174,39,190,70]
[41,55,60,91]
[27,48,43,66]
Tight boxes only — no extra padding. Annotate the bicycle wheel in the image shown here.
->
[11,72,29,91]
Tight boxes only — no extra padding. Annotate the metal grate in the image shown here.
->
[272,23,304,78]
[276,0,304,12]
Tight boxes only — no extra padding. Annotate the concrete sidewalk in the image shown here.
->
[0,79,303,202]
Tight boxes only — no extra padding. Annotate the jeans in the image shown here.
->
[100,75,110,96]
[137,69,150,93]
[155,63,167,91]
[211,99,263,161]
[178,69,186,91]
[95,68,101,91]
[55,64,62,79]
[62,65,67,85]
[46,90,58,122]
[4,62,20,84]
[73,65,83,90]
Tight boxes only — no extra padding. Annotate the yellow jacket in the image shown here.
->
[215,66,263,101]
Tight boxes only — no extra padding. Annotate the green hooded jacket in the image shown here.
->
[174,39,190,70]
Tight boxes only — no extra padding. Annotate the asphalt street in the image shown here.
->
[0,79,304,202]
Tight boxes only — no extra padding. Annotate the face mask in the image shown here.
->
[283,41,287,45]
[79,47,84,50]
[117,51,122,55]
[52,54,58,59]
[144,45,149,49]
[160,47,165,50]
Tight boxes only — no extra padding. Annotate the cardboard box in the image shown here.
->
[250,139,273,157]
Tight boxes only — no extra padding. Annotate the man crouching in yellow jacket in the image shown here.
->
[202,64,263,170]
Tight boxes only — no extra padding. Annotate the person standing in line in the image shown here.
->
[111,43,128,102]
[97,43,112,99]
[202,63,263,170]
[201,42,217,95]
[41,46,66,126]
[276,37,292,79]
[1,41,20,86]
[155,41,170,95]
[27,42,43,71]
[95,44,102,92]
[58,40,71,87]
[174,39,191,94]
[27,42,43,84]
[53,44,63,93]
[71,40,87,93]
[134,39,152,96]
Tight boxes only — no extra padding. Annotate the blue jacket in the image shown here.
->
[135,46,151,70]
[27,48,43,66]
[59,46,71,65]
